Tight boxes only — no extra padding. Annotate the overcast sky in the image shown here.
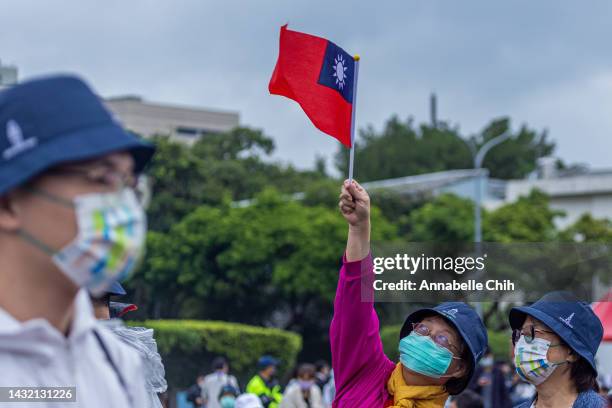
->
[2,1,611,174]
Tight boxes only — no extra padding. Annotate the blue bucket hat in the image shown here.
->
[107,281,127,296]
[257,355,279,370]
[509,291,604,374]
[0,74,155,196]
[400,302,488,393]
[218,384,239,400]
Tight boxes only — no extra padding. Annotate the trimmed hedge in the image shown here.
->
[129,320,302,389]
[487,329,513,361]
[380,324,402,362]
[380,324,512,362]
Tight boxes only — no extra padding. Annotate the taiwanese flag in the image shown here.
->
[269,25,356,147]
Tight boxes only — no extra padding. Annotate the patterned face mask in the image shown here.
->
[514,335,566,385]
[20,188,146,296]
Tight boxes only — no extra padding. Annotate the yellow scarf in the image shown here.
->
[386,363,449,408]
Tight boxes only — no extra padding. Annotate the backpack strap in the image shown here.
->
[93,328,133,407]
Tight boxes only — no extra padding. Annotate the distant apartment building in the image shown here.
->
[104,96,240,144]
[0,60,18,90]
[2,65,239,143]
[506,159,612,229]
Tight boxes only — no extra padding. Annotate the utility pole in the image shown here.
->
[473,133,510,243]
[461,132,511,318]
[430,93,437,128]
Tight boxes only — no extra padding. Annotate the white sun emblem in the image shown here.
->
[333,54,348,89]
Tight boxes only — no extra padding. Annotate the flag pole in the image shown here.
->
[348,55,360,182]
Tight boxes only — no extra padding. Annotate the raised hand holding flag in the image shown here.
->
[269,25,360,180]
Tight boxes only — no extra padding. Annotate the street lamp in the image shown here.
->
[463,132,510,318]
[463,132,511,243]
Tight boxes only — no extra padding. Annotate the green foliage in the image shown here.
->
[380,324,402,362]
[129,319,301,388]
[130,187,396,359]
[335,117,472,182]
[484,190,563,242]
[131,127,398,357]
[559,214,612,242]
[369,190,425,237]
[335,116,555,182]
[146,136,209,232]
[475,118,554,180]
[301,178,342,208]
[402,190,564,244]
[146,127,327,231]
[405,194,475,242]
[487,330,512,361]
[399,191,570,328]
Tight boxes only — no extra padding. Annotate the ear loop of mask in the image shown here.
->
[17,229,57,256]
[531,338,569,366]
[439,357,464,378]
[16,186,75,256]
[549,345,572,367]
[23,186,74,208]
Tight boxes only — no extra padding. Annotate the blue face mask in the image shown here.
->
[399,332,459,378]
[220,396,236,408]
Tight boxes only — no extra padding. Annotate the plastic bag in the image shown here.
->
[101,319,168,405]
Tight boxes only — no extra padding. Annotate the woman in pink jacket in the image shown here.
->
[331,180,488,408]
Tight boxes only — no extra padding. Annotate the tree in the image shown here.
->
[382,189,563,243]
[146,127,328,231]
[558,214,612,291]
[405,194,475,242]
[484,190,563,242]
[473,118,555,180]
[559,214,612,242]
[128,188,396,359]
[145,136,209,232]
[335,116,556,182]
[335,117,472,182]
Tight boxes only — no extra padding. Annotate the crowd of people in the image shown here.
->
[186,357,335,408]
[0,74,610,408]
[184,344,612,408]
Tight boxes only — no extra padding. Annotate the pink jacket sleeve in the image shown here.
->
[330,253,396,407]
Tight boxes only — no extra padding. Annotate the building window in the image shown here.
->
[175,127,199,137]
[175,126,213,138]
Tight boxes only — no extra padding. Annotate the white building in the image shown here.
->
[104,96,239,144]
[507,171,612,228]
[506,159,612,229]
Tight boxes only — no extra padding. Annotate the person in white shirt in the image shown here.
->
[202,356,240,408]
[236,393,264,408]
[280,364,324,408]
[0,74,155,407]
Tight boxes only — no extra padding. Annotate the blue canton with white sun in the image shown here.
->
[318,40,355,104]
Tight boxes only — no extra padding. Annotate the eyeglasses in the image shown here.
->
[511,325,560,345]
[412,322,461,355]
[45,165,148,204]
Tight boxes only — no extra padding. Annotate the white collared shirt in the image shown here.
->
[0,289,148,407]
